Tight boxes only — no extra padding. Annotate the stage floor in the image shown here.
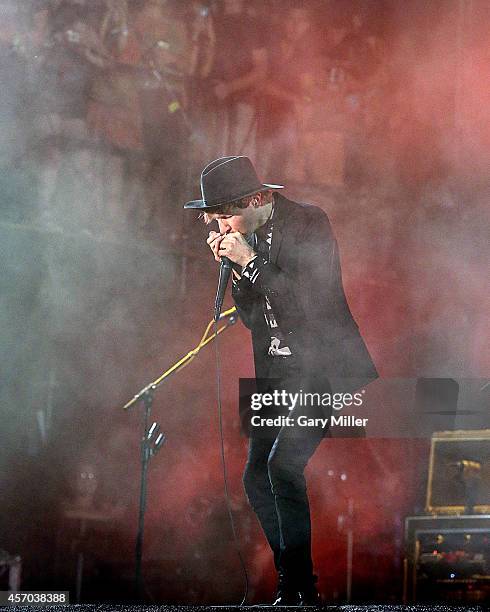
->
[3,605,486,612]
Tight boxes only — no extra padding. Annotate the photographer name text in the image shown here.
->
[250,414,368,428]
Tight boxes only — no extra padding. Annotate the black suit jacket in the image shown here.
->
[232,194,378,392]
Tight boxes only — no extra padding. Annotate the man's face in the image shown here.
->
[207,201,262,236]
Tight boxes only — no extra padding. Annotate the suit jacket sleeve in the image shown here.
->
[232,202,377,384]
[232,206,348,329]
[231,274,262,330]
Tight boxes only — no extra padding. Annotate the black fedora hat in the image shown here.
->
[184,156,283,210]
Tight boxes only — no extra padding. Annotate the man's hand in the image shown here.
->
[207,230,226,262]
[218,232,256,268]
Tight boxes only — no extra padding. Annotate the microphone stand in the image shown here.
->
[122,307,238,600]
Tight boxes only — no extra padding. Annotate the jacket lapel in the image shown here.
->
[269,193,288,264]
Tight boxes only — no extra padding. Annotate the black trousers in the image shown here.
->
[242,359,329,589]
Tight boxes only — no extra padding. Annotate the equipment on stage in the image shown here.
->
[404,514,490,604]
[122,306,237,598]
[404,429,490,604]
[426,430,490,515]
[55,507,117,603]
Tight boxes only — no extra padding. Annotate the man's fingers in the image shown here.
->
[207,231,227,262]
[219,233,241,251]
[206,231,220,245]
[213,237,225,252]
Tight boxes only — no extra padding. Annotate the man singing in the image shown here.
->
[184,156,377,605]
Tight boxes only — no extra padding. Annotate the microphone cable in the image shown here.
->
[213,318,249,606]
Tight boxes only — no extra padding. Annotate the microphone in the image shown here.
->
[214,256,233,322]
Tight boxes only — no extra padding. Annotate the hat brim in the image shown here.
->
[184,183,284,210]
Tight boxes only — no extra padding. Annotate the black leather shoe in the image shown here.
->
[298,585,322,606]
[272,588,301,606]
[273,573,301,606]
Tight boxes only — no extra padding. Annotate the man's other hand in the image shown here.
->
[218,232,256,268]
[207,230,226,262]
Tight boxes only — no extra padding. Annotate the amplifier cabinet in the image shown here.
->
[404,514,490,603]
[426,429,490,514]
